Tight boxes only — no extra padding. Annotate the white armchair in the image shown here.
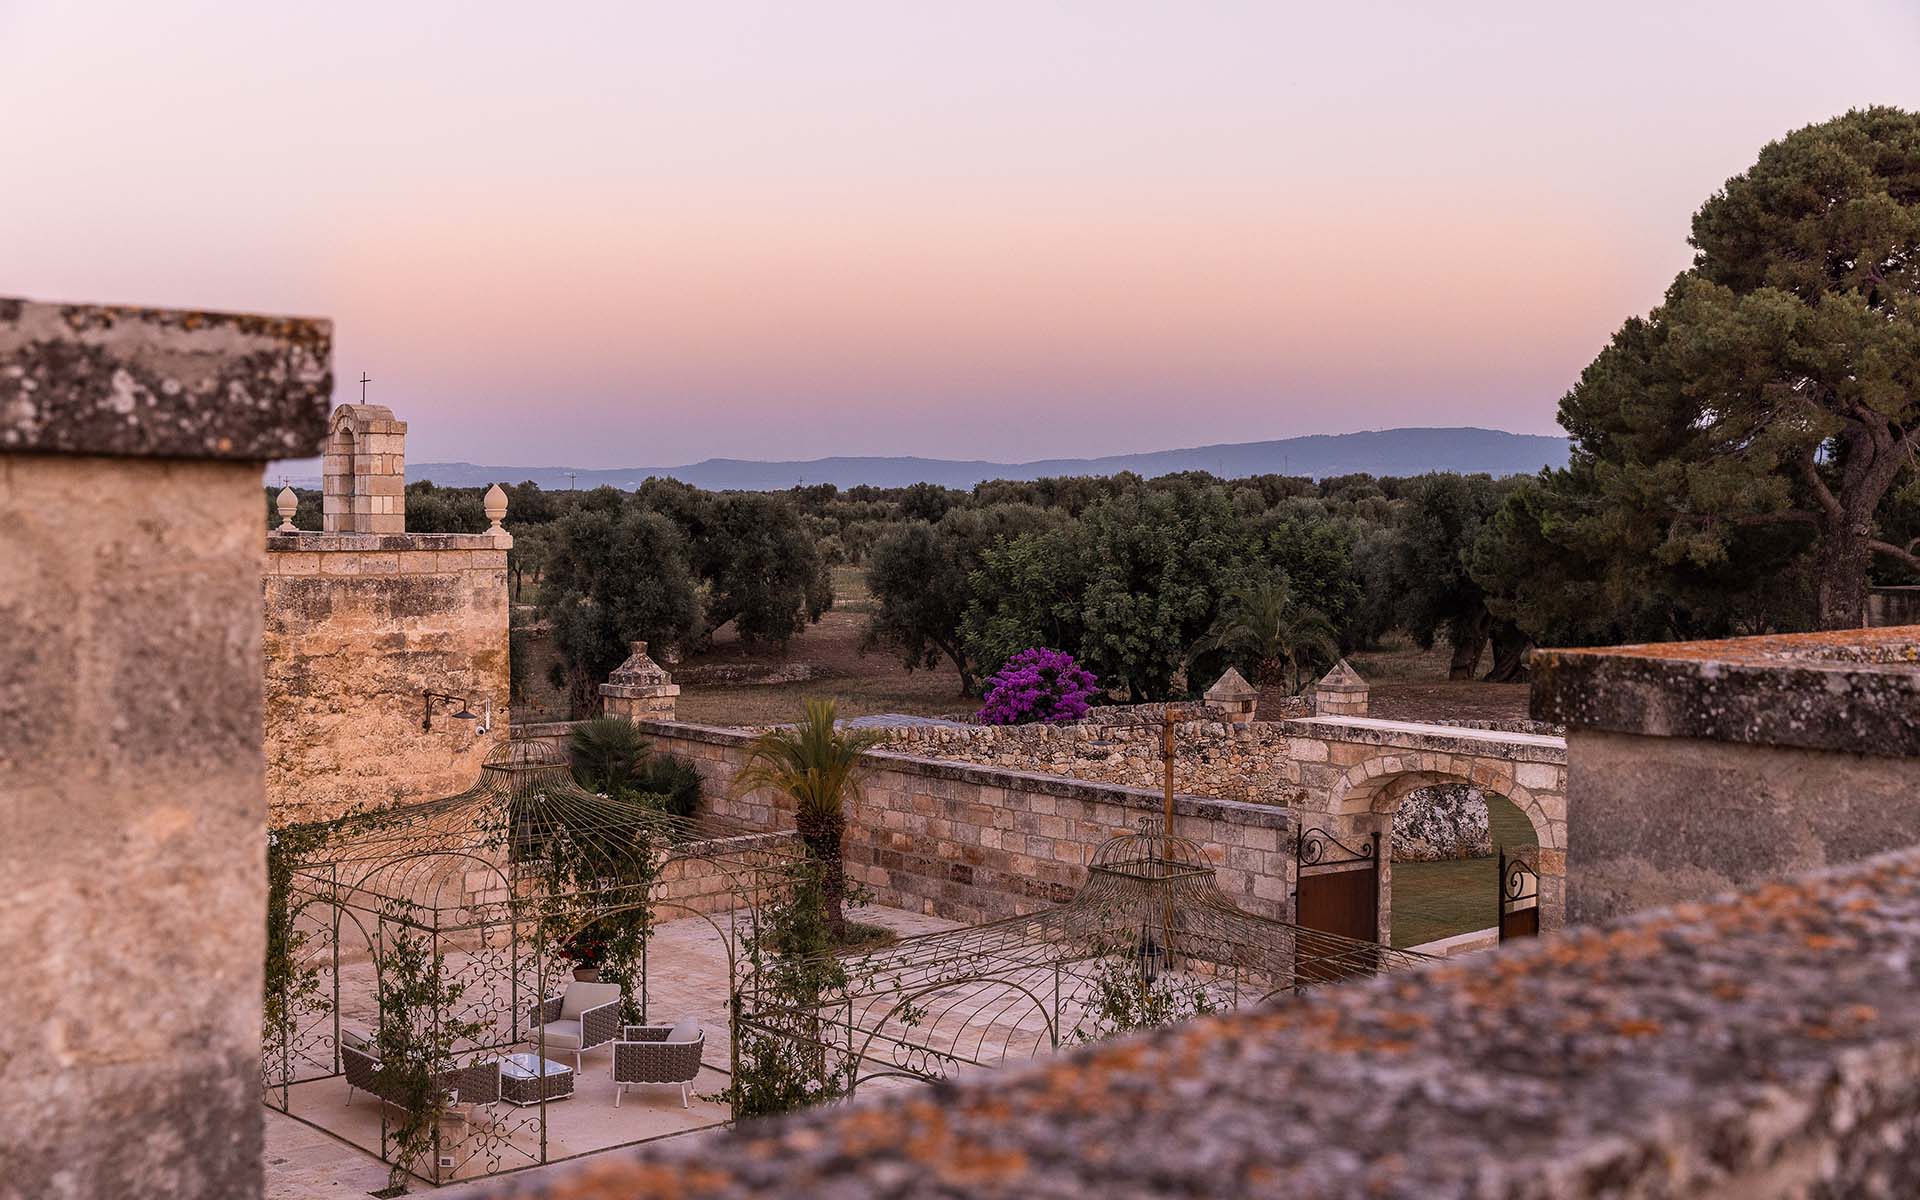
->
[528,981,622,1071]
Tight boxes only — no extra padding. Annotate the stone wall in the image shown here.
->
[872,716,1307,808]
[480,845,1920,1200]
[2,296,330,1200]
[263,530,511,824]
[1533,627,1920,925]
[523,720,1298,925]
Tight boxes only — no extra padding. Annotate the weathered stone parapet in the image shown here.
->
[599,640,680,720]
[265,530,511,553]
[1,296,331,459]
[1,297,330,1200]
[1535,628,1920,925]
[1532,626,1920,757]
[478,845,1920,1200]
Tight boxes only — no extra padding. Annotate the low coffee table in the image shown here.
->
[498,1053,574,1106]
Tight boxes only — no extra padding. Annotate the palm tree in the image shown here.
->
[1196,575,1341,694]
[733,698,884,934]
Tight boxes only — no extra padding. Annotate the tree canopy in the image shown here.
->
[1479,107,1920,631]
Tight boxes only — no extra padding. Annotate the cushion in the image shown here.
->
[559,982,622,1019]
[666,1015,701,1044]
[538,1019,583,1048]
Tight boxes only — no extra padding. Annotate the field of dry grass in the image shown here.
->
[672,566,977,727]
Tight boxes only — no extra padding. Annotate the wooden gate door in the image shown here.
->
[1497,847,1540,941]
[1296,829,1381,981]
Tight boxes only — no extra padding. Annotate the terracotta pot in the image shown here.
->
[572,966,600,983]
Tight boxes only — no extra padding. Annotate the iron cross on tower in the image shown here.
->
[358,372,372,403]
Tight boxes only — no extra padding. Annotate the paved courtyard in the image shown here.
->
[266,902,958,1196]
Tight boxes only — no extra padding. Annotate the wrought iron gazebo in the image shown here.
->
[735,820,1430,1095]
[261,738,803,1187]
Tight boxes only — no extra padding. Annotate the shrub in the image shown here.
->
[976,647,1099,725]
[568,717,649,793]
[632,753,702,818]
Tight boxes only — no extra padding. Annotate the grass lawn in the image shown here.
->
[1390,794,1539,949]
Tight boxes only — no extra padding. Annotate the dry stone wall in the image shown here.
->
[263,531,511,824]
[873,716,1308,808]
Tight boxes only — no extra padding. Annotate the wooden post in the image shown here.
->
[1162,708,1175,845]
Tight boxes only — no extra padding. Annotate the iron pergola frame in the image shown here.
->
[736,820,1430,1095]
[260,739,807,1188]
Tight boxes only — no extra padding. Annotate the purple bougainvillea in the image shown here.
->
[976,648,1100,725]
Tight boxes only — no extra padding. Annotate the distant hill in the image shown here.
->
[399,427,1569,492]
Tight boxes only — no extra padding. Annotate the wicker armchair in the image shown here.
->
[341,1032,499,1121]
[529,981,622,1071]
[612,1020,704,1108]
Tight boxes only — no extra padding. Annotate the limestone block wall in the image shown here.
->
[263,531,511,824]
[652,831,804,918]
[2,296,330,1200]
[523,720,1299,925]
[1534,628,1920,925]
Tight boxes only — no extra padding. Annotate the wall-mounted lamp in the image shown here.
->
[423,690,477,732]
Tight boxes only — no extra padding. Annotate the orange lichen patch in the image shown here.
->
[1708,981,1747,1002]
[533,1159,736,1199]
[1378,1011,1434,1034]
[1610,1018,1662,1038]
[836,1106,910,1157]
[1803,934,1845,951]
[1546,627,1920,666]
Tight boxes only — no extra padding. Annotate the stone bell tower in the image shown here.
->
[322,403,407,533]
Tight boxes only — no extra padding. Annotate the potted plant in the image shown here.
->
[562,927,608,982]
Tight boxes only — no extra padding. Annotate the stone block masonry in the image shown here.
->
[521,720,1298,926]
[263,530,511,824]
[1,296,330,1200]
[1533,627,1920,924]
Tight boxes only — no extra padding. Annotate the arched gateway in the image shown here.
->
[1284,715,1568,944]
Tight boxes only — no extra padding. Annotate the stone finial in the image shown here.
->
[484,483,508,531]
[600,640,680,721]
[1314,658,1369,717]
[1204,666,1260,725]
[274,485,299,532]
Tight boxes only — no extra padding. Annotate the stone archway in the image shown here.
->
[1326,754,1565,940]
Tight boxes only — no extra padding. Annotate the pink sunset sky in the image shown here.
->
[4,1,1918,468]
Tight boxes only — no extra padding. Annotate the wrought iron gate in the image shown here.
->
[1295,828,1380,979]
[1497,846,1540,941]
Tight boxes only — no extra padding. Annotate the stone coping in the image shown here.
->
[1,297,331,459]
[265,531,508,552]
[476,844,1920,1199]
[1283,715,1568,759]
[1531,627,1920,757]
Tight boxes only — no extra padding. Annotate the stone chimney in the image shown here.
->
[1314,659,1369,717]
[599,641,680,721]
[1204,667,1260,725]
[322,403,407,533]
